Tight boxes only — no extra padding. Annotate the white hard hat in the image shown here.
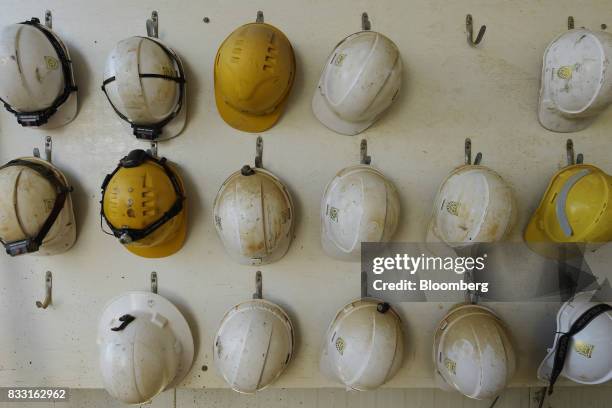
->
[433,304,516,400]
[97,291,194,404]
[538,28,612,132]
[0,17,77,127]
[538,292,612,391]
[213,137,294,265]
[321,141,400,261]
[0,157,76,256]
[320,298,404,390]
[214,299,295,393]
[428,165,515,248]
[102,36,186,140]
[312,28,402,135]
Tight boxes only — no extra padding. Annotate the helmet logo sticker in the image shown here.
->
[333,53,346,66]
[445,200,460,216]
[215,215,223,230]
[557,65,573,80]
[327,205,339,222]
[445,358,457,375]
[44,56,59,70]
[335,337,345,355]
[574,341,594,358]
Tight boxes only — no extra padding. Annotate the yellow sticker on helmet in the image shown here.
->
[557,66,573,80]
[574,341,594,358]
[44,56,59,70]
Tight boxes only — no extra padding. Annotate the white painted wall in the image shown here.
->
[0,0,611,394]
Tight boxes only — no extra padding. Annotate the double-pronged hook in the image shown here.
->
[566,139,584,166]
[466,14,486,47]
[465,138,482,165]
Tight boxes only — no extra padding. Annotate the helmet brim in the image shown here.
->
[312,89,373,136]
[125,209,186,258]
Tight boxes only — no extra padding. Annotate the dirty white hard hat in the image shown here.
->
[97,291,194,404]
[538,28,612,132]
[320,298,404,390]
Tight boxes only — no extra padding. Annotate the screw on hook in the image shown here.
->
[360,139,371,165]
[568,16,575,30]
[44,136,52,163]
[36,271,52,309]
[466,14,486,46]
[151,271,158,294]
[362,12,371,31]
[146,11,159,38]
[465,138,472,165]
[566,139,575,166]
[256,11,264,23]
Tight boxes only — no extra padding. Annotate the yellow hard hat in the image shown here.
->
[525,164,612,257]
[214,14,295,133]
[101,149,186,258]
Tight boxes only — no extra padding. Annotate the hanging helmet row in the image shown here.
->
[0,137,610,259]
[5,12,612,135]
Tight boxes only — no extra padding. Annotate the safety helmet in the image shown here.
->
[213,137,294,265]
[321,140,400,261]
[102,34,186,140]
[537,292,612,393]
[428,139,515,248]
[525,141,612,258]
[101,149,186,258]
[0,15,77,127]
[433,304,516,400]
[0,155,76,256]
[214,11,295,132]
[320,298,404,390]
[214,273,295,394]
[98,291,194,404]
[538,28,612,132]
[312,15,402,136]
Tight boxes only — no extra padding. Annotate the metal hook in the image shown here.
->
[36,271,52,309]
[362,12,371,31]
[148,142,158,158]
[465,138,482,165]
[253,271,263,299]
[33,148,40,158]
[360,139,371,165]
[466,14,486,46]
[151,271,158,294]
[256,11,264,24]
[44,10,52,29]
[146,11,159,38]
[566,139,575,166]
[44,136,52,163]
[255,136,263,168]
[568,16,575,30]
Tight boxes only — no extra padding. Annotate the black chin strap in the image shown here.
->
[100,37,186,140]
[0,160,70,256]
[100,150,184,244]
[0,18,77,127]
[547,303,612,395]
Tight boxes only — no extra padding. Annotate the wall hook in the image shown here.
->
[44,10,52,29]
[148,141,158,158]
[360,139,371,165]
[362,12,371,31]
[566,139,583,166]
[466,14,486,46]
[255,136,263,168]
[44,136,52,163]
[464,138,482,165]
[256,11,264,24]
[252,271,263,299]
[36,271,52,309]
[151,271,158,294]
[146,11,159,38]
[568,16,575,30]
